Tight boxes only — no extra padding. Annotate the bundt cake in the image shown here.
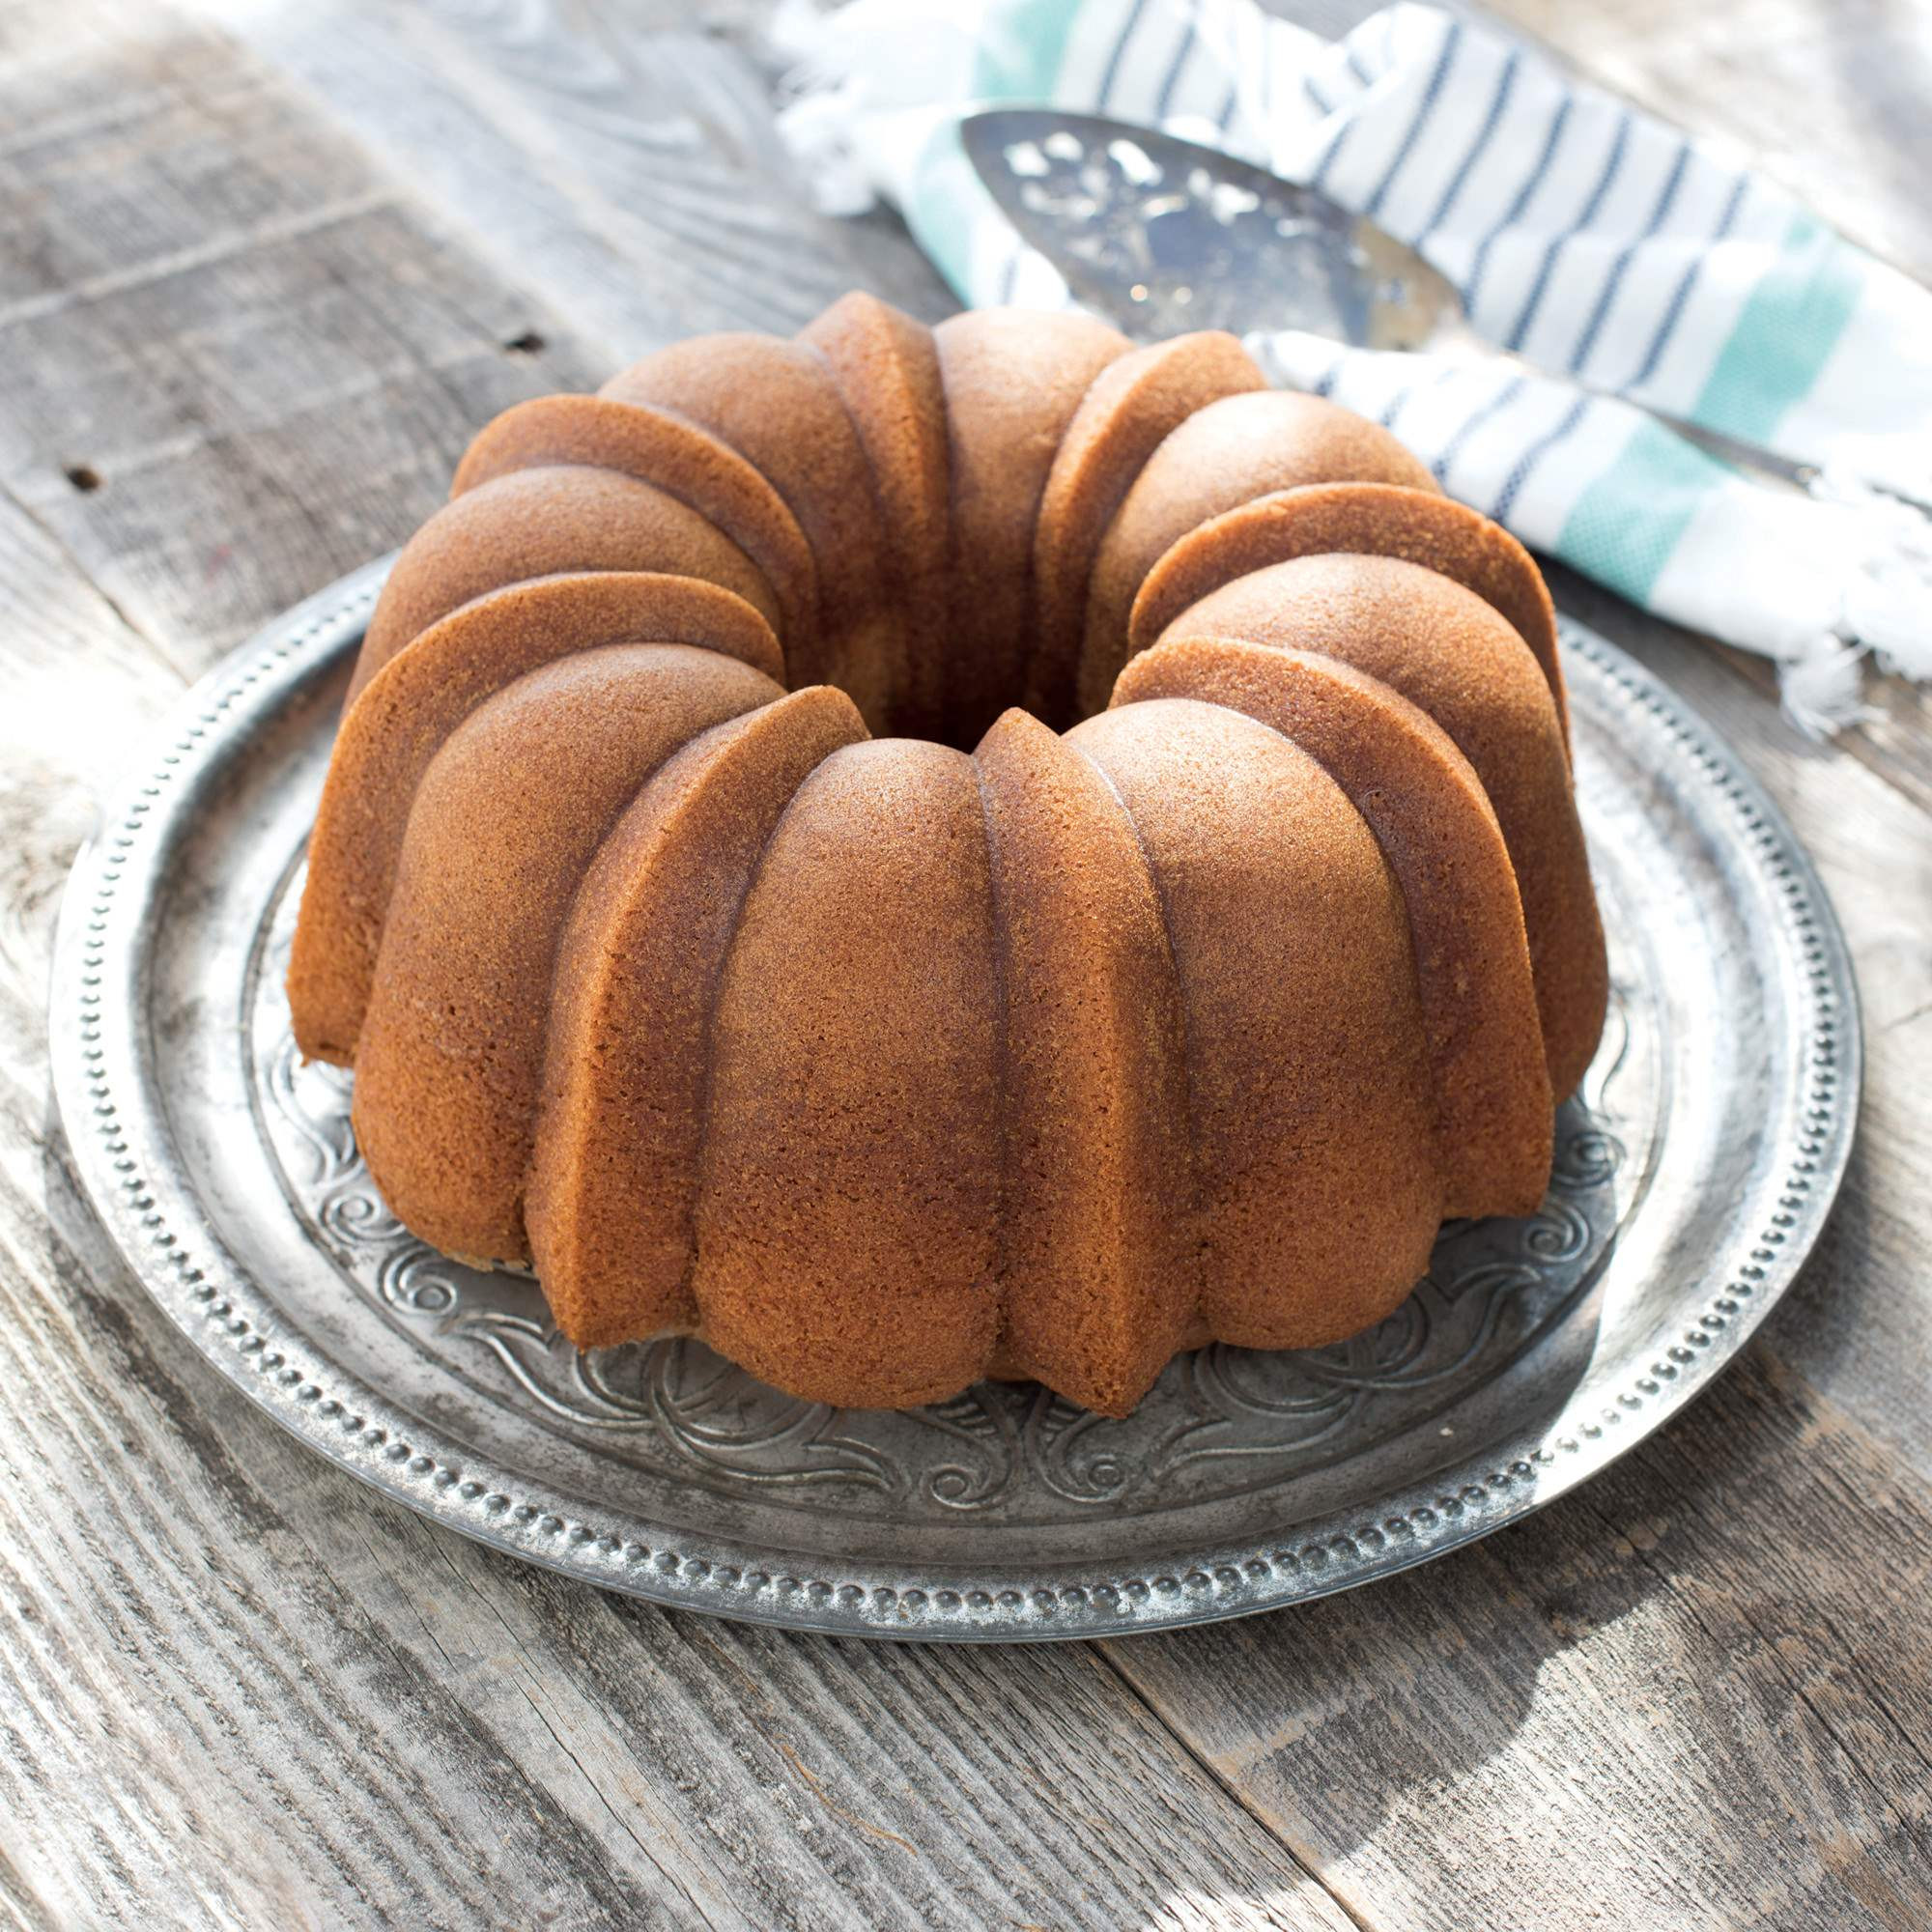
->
[288,293,1607,1419]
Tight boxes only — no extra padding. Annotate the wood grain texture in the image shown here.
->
[2,0,1931,1926]
[192,0,957,351]
[1483,0,1932,287]
[1106,1353,1932,1931]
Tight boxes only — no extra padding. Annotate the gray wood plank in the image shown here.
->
[193,0,956,352]
[1104,1348,1932,1932]
[0,5,605,667]
[2,0,1931,1925]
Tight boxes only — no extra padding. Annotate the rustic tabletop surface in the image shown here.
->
[4,1,1930,1927]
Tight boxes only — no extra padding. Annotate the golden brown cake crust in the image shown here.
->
[934,308,1129,746]
[693,739,1004,1408]
[1029,330,1264,727]
[603,334,893,715]
[1127,482,1570,745]
[1078,389,1440,715]
[1114,640,1554,1217]
[350,465,780,702]
[974,707,1198,1416]
[799,293,950,737]
[1067,696,1446,1349]
[449,393,820,663]
[526,686,869,1350]
[290,572,781,1067]
[350,644,781,1266]
[289,296,1609,1418]
[1156,554,1608,1099]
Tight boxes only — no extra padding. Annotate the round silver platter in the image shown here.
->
[50,558,1859,1640]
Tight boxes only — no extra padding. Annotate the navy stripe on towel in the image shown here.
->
[1365,21,1462,221]
[1378,383,1416,430]
[1154,6,1200,118]
[1095,0,1150,112]
[1491,393,1591,523]
[1626,170,1749,393]
[1464,96,1572,315]
[1431,372,1528,484]
[1311,350,1348,398]
[1416,47,1519,261]
[1308,112,1355,192]
[1379,361,1462,436]
[1567,135,1691,374]
[1505,109,1632,352]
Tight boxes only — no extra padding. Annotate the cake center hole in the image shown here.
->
[883,626,1093,751]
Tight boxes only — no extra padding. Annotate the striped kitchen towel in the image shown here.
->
[775,0,1932,732]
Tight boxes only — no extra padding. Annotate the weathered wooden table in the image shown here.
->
[4,2,1929,1925]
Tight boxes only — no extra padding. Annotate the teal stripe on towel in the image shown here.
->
[908,124,987,300]
[1693,210,1863,443]
[1555,416,1730,603]
[974,0,1085,98]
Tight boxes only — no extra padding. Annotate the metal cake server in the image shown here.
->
[961,106,1463,355]
[961,107,1819,491]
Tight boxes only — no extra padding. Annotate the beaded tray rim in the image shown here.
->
[48,557,1859,1640]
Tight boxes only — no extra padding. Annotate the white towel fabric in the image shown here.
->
[776,0,1932,733]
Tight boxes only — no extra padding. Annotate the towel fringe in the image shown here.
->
[1777,639,1878,740]
[1816,469,1932,693]
[771,0,883,215]
[777,91,879,216]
